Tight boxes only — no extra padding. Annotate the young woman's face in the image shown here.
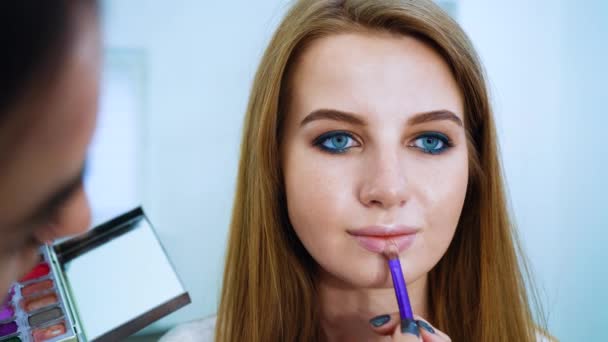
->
[281,32,468,288]
[0,8,100,295]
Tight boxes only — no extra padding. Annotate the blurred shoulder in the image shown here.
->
[159,315,216,342]
[537,330,558,342]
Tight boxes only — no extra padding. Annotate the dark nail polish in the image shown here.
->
[369,314,391,327]
[416,320,435,334]
[401,318,420,337]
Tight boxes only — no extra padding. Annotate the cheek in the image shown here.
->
[283,149,386,286]
[414,149,469,267]
[283,146,354,256]
[66,57,99,149]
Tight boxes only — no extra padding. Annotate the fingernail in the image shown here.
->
[401,318,420,337]
[369,314,391,327]
[416,320,435,334]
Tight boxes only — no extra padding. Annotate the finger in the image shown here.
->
[395,318,422,341]
[369,312,400,336]
[413,316,451,341]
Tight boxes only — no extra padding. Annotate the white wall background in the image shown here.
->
[98,1,607,340]
[99,0,292,335]
[459,1,607,341]
[86,51,144,226]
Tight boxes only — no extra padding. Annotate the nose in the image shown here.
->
[53,186,91,237]
[359,152,409,209]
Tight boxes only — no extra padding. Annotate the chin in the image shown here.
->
[347,272,394,289]
[323,255,393,289]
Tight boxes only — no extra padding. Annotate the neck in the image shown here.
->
[317,270,429,342]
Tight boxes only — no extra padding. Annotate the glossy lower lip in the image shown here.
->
[352,234,417,254]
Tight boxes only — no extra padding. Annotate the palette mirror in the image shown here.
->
[56,208,189,341]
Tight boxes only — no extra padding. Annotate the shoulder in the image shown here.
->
[536,330,557,342]
[159,315,216,342]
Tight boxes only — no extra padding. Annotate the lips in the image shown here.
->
[347,225,419,254]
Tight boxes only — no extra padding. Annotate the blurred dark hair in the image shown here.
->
[0,1,98,118]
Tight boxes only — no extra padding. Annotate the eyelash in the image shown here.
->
[313,131,359,154]
[412,132,454,155]
[312,131,454,154]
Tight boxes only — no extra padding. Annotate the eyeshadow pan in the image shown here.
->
[0,321,18,337]
[0,303,14,322]
[22,293,58,313]
[1,336,21,342]
[20,263,50,283]
[28,307,63,327]
[21,279,54,297]
[32,321,66,342]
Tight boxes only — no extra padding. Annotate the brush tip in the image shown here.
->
[383,240,400,259]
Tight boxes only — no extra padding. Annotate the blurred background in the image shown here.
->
[85,0,607,340]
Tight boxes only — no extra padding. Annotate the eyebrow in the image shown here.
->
[406,109,463,127]
[26,165,86,225]
[300,108,463,127]
[300,109,366,127]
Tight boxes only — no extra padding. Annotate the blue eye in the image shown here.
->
[413,132,452,154]
[314,131,358,153]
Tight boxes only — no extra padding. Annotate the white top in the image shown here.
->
[159,315,552,342]
[159,316,216,342]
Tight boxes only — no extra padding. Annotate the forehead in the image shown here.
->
[287,31,463,123]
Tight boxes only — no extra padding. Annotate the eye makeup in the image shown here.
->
[410,132,453,155]
[21,281,53,298]
[312,129,455,155]
[0,255,72,342]
[19,265,50,283]
[312,130,360,154]
[1,207,191,342]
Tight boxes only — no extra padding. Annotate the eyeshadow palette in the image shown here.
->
[1,250,76,342]
[1,207,190,342]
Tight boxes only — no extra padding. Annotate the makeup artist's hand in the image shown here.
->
[369,314,451,341]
